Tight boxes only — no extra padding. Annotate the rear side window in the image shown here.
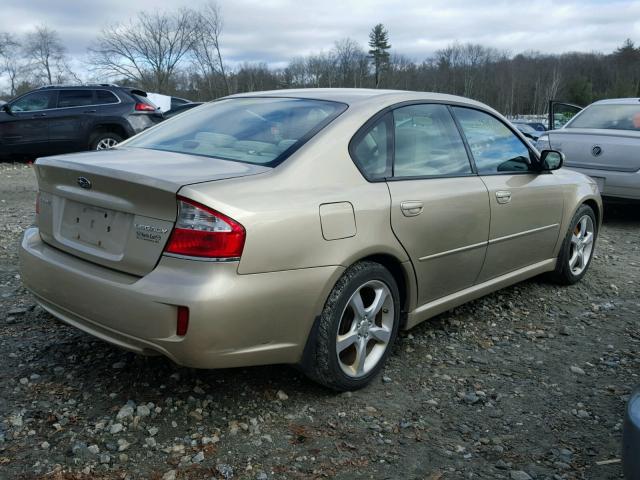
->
[453,107,533,174]
[125,98,347,167]
[351,114,391,180]
[393,104,472,177]
[95,90,119,105]
[58,90,94,108]
[567,104,640,131]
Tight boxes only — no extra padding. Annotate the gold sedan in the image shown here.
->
[20,89,602,390]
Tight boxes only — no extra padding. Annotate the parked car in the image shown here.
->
[163,102,204,119]
[0,84,163,159]
[527,122,547,132]
[512,121,542,141]
[19,89,601,391]
[624,387,640,479]
[537,98,640,201]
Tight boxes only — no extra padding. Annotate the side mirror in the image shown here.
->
[1,104,11,114]
[540,149,564,171]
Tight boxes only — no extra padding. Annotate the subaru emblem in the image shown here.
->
[77,176,92,189]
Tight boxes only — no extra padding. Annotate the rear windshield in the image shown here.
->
[125,97,347,167]
[567,104,640,131]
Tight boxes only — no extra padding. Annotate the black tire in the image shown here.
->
[303,261,400,391]
[550,204,597,285]
[89,131,123,150]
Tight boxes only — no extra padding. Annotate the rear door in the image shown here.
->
[548,100,583,130]
[452,106,564,282]
[0,90,53,154]
[47,89,96,153]
[351,103,490,304]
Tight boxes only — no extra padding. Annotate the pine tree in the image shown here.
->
[368,24,391,88]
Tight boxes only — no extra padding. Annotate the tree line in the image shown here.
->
[1,3,639,115]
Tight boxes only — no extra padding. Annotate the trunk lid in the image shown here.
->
[35,147,270,276]
[549,128,640,173]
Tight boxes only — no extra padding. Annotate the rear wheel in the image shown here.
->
[304,261,400,391]
[551,204,597,285]
[90,132,123,150]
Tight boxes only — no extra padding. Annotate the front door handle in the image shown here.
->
[83,110,97,113]
[400,201,424,217]
[495,190,512,204]
[32,113,47,118]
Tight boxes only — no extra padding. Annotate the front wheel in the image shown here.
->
[304,261,400,391]
[551,204,597,285]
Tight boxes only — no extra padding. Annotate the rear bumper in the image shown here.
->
[20,227,342,368]
[565,166,640,200]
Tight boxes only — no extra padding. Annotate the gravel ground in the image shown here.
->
[0,162,638,480]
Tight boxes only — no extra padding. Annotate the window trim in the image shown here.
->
[8,88,122,113]
[450,105,543,176]
[349,100,516,183]
[54,89,122,110]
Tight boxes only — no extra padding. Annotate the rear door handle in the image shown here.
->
[83,110,97,113]
[495,190,512,204]
[32,113,47,118]
[400,201,424,217]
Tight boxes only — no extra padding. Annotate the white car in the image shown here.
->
[537,98,640,201]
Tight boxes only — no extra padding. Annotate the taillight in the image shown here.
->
[135,102,156,112]
[164,196,245,259]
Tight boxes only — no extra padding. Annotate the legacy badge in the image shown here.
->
[135,223,169,243]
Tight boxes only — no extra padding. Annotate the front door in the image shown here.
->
[385,103,490,304]
[548,100,583,130]
[452,106,564,282]
[0,90,53,155]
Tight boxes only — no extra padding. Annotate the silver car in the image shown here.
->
[537,98,640,200]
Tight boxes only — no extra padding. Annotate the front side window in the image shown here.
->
[126,97,347,167]
[567,104,640,131]
[11,91,52,112]
[453,107,532,174]
[57,90,94,108]
[351,114,391,179]
[393,104,472,177]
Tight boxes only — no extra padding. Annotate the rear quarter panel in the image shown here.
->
[179,113,410,276]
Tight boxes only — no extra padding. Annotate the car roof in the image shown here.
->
[226,88,489,109]
[591,97,640,105]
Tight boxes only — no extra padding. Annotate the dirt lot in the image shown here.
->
[0,162,638,480]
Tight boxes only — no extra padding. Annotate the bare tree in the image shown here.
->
[23,25,72,85]
[88,9,198,93]
[192,2,229,97]
[0,33,27,96]
[333,38,367,87]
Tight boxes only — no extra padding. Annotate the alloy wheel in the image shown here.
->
[336,280,394,378]
[96,137,119,150]
[569,215,595,275]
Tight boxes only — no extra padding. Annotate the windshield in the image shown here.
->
[567,104,640,131]
[125,97,347,167]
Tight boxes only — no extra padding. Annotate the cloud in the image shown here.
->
[1,0,639,70]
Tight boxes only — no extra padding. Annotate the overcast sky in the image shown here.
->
[3,0,640,68]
